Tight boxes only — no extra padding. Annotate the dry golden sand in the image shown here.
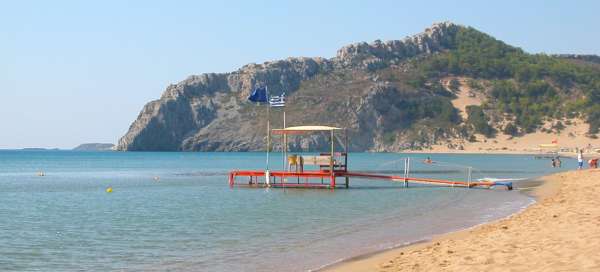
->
[325,170,600,272]
[445,77,482,121]
[423,123,600,155]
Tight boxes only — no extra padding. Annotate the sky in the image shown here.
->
[1,0,599,149]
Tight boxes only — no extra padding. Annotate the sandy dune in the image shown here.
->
[326,170,600,271]
[428,77,600,155]
[445,77,482,121]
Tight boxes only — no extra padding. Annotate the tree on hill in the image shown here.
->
[448,78,461,92]
[466,105,496,137]
[503,122,519,136]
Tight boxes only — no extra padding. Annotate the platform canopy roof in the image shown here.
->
[272,125,342,135]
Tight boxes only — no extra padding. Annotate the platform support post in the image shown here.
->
[265,170,270,187]
[330,130,335,188]
[345,176,349,188]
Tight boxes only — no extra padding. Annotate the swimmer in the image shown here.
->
[423,156,433,164]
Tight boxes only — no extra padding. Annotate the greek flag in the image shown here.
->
[269,92,285,107]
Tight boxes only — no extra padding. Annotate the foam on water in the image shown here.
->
[478,177,529,182]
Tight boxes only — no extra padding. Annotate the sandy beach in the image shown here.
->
[326,169,600,271]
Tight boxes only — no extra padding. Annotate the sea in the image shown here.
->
[0,151,572,271]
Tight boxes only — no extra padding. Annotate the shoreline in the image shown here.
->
[403,150,590,159]
[322,169,586,272]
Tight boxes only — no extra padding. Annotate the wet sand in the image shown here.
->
[325,170,600,271]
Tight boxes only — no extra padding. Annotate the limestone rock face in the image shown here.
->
[334,22,458,69]
[116,22,461,151]
[117,57,331,151]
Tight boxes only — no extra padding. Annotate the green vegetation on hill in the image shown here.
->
[466,105,495,137]
[416,27,600,134]
[489,80,560,133]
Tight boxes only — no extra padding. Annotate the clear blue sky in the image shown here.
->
[1,0,598,149]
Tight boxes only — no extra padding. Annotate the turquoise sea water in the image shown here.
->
[0,151,572,271]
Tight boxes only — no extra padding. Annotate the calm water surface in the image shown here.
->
[0,151,572,271]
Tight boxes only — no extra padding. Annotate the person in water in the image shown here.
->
[556,157,562,168]
[424,156,433,164]
[577,149,584,170]
[551,158,556,168]
[588,158,598,169]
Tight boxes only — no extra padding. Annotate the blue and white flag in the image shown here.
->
[248,86,268,103]
[269,92,285,107]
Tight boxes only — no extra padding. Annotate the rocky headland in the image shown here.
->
[117,22,600,152]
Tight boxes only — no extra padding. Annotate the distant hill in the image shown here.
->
[117,22,600,152]
[73,143,115,151]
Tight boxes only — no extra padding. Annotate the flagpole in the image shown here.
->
[266,86,270,185]
[267,105,270,169]
[283,109,286,171]
[282,107,286,189]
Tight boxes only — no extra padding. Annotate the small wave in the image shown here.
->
[477,177,529,182]
[355,169,464,174]
[174,171,230,177]
[473,170,534,174]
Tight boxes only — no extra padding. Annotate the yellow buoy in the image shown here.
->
[106,187,113,193]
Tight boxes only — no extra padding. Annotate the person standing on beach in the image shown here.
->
[577,149,584,170]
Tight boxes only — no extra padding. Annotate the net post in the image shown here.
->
[467,167,472,188]
[403,157,409,187]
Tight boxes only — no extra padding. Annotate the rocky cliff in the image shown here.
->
[117,22,600,151]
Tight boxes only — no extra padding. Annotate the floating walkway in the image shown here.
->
[228,170,513,190]
[227,125,512,191]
